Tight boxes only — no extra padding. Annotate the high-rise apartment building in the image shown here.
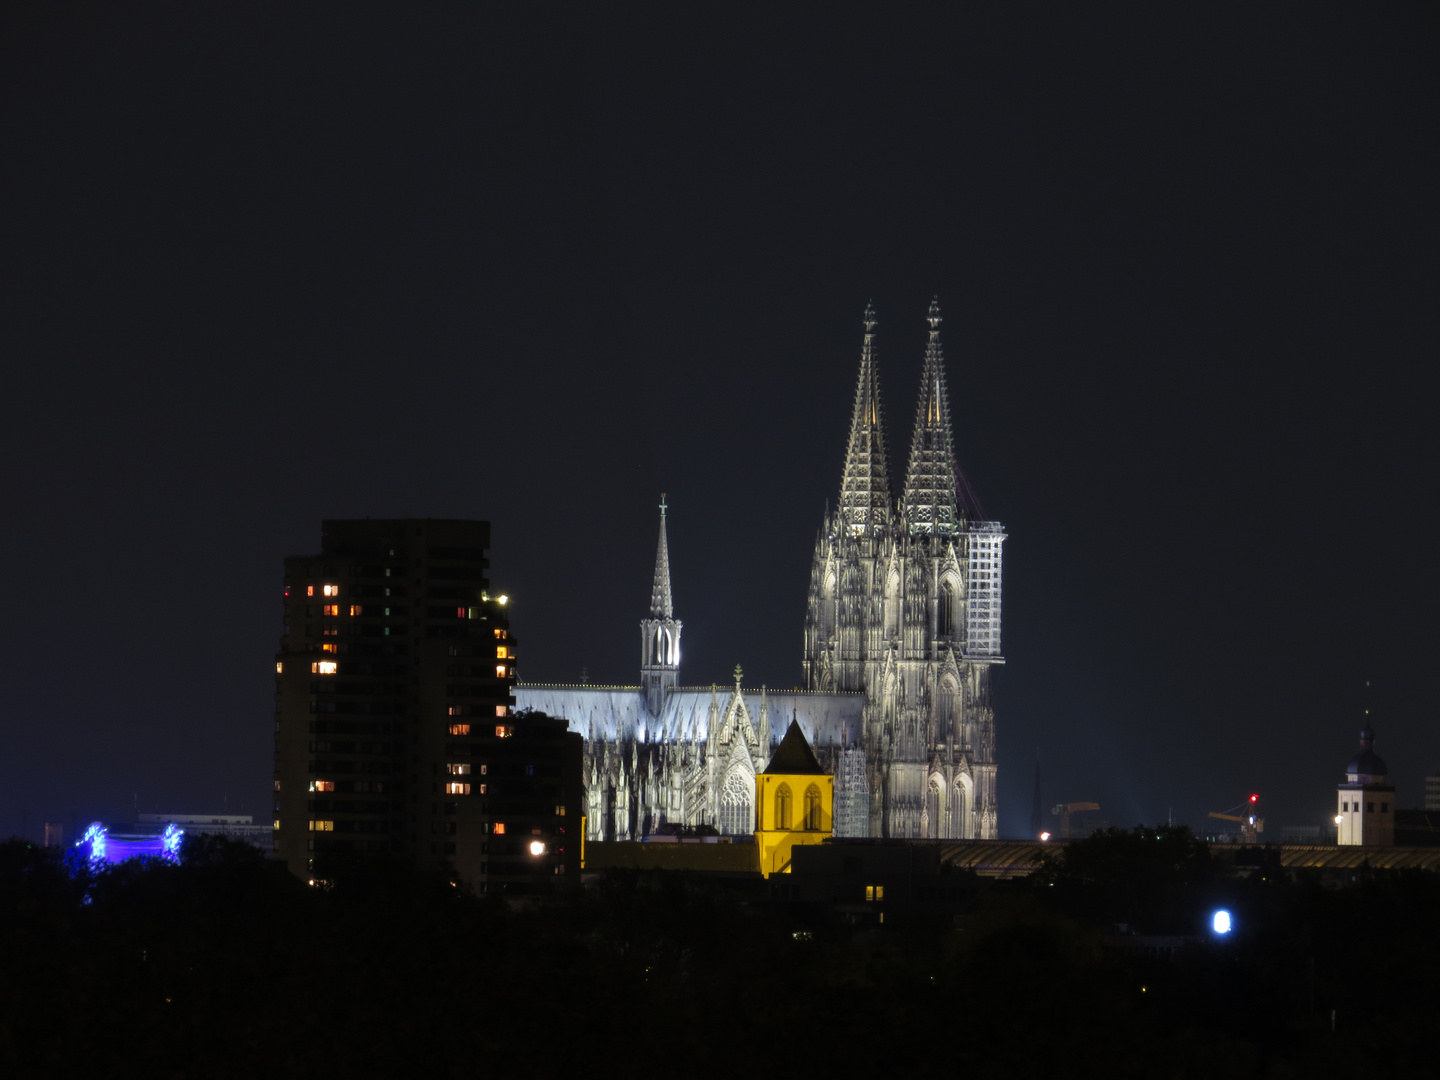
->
[273,519,581,892]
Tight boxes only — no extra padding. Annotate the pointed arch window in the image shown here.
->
[927,781,942,839]
[953,779,971,839]
[774,783,792,830]
[720,773,753,835]
[804,784,823,831]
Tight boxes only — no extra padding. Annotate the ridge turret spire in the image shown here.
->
[640,495,681,716]
[650,493,673,618]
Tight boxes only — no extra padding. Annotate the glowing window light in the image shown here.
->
[529,840,547,856]
[321,643,338,654]
[276,662,284,674]
[495,724,512,738]
[446,782,470,795]
[496,646,509,659]
[449,723,471,735]
[323,584,338,597]
[493,822,506,835]
[495,665,508,677]
[306,586,314,596]
[309,780,335,792]
[349,605,362,616]
[448,764,471,776]
[322,605,339,617]
[311,661,337,675]
[495,706,508,718]
[1212,910,1233,935]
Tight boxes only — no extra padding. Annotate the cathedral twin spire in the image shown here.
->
[837,304,892,538]
[837,299,962,538]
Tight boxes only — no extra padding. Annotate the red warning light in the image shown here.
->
[1249,793,1259,804]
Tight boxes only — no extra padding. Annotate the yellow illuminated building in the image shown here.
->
[755,719,833,878]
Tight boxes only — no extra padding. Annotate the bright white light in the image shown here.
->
[529,840,547,856]
[1334,815,1343,825]
[1212,909,1232,935]
[1039,831,1051,842]
[497,595,509,605]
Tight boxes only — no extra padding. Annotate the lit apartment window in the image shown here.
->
[555,805,566,816]
[311,661,337,675]
[865,885,884,901]
[493,823,506,835]
[495,665,508,677]
[493,628,506,639]
[321,643,338,654]
[448,764,471,775]
[496,646,510,659]
[495,706,508,718]
[309,780,335,793]
[273,820,280,830]
[322,604,339,617]
[306,586,315,596]
[276,662,284,674]
[495,724,513,738]
[445,782,470,795]
[448,706,466,716]
[449,724,471,736]
[479,765,487,775]
[323,584,339,596]
[308,820,335,832]
[274,780,282,792]
[323,624,339,636]
[349,605,362,617]
[456,607,466,618]
[479,784,487,794]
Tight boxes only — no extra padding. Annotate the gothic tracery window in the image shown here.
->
[720,773,753,835]
[953,780,970,838]
[927,781,942,839]
[775,783,792,830]
[804,784,823,830]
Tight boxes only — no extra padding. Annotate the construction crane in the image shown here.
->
[1208,794,1263,844]
[1050,801,1100,840]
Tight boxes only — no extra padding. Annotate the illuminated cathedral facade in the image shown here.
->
[515,301,1004,840]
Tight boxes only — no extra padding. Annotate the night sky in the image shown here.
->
[4,4,1436,840]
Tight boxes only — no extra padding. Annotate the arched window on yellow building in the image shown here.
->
[775,783,792,830]
[804,784,823,830]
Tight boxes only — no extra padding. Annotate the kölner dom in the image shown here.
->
[515,301,1005,841]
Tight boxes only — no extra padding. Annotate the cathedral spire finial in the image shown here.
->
[649,496,673,619]
[837,304,892,539]
[902,298,960,537]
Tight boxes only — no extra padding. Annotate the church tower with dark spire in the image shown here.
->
[640,495,682,717]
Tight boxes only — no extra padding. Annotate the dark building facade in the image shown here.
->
[273,519,581,892]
